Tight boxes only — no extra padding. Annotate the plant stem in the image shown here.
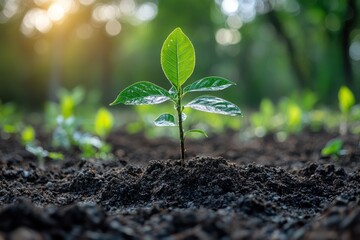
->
[176,94,185,166]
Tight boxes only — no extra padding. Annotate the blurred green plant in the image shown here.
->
[59,87,85,119]
[251,98,276,137]
[20,125,64,169]
[25,144,64,169]
[321,138,344,159]
[338,86,356,135]
[53,115,111,159]
[94,107,114,139]
[43,87,112,159]
[0,101,22,135]
[21,126,35,145]
[111,27,241,165]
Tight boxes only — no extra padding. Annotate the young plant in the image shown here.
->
[94,107,114,139]
[338,86,355,135]
[110,27,242,165]
[21,126,63,169]
[321,138,345,159]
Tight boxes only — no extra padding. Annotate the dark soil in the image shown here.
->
[0,130,360,239]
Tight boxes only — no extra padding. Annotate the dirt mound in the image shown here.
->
[0,131,359,239]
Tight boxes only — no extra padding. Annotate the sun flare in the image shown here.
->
[47,3,66,22]
[20,0,78,36]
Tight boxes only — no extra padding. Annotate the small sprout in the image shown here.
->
[61,95,75,119]
[287,103,302,133]
[111,27,242,165]
[47,152,64,160]
[25,145,64,169]
[94,107,113,138]
[21,126,35,145]
[26,145,48,160]
[52,115,111,159]
[338,86,355,115]
[338,86,356,135]
[321,138,344,158]
[22,126,64,168]
[3,124,17,134]
[59,87,85,119]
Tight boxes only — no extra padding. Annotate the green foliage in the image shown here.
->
[111,27,241,163]
[321,139,344,158]
[338,86,355,115]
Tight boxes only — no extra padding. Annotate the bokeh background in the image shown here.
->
[0,0,359,108]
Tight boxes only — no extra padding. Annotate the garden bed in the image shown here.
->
[0,130,359,239]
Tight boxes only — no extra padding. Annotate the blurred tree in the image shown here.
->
[0,0,359,107]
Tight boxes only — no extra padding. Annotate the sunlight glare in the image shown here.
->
[105,20,121,36]
[35,11,52,33]
[34,0,49,6]
[2,0,19,19]
[135,2,157,22]
[48,3,65,21]
[227,15,242,29]
[119,0,136,16]
[92,4,120,22]
[21,8,50,36]
[221,0,239,15]
[79,0,95,6]
[216,28,241,45]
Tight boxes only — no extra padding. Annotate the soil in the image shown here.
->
[0,129,360,239]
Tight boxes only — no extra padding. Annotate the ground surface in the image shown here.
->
[0,130,359,239]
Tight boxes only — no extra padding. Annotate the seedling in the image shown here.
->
[111,27,241,165]
[21,125,63,169]
[53,115,111,159]
[26,145,64,169]
[338,86,355,135]
[21,126,35,145]
[321,138,345,159]
[94,107,113,139]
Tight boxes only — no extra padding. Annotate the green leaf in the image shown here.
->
[48,152,64,160]
[185,129,208,137]
[110,81,172,106]
[154,113,177,126]
[338,86,355,114]
[183,77,235,94]
[186,96,242,116]
[321,138,343,156]
[161,27,195,88]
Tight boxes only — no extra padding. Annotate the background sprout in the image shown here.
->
[338,86,355,135]
[94,108,114,139]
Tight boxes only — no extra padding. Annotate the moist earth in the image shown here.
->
[0,130,359,239]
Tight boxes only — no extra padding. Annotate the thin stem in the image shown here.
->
[176,92,185,166]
